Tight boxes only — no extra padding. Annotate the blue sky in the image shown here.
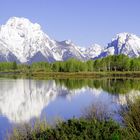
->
[0,0,140,47]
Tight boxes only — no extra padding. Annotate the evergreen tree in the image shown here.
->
[12,61,17,70]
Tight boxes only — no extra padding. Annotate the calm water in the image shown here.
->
[0,78,140,139]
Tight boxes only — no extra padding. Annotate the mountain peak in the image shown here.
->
[104,32,140,57]
[0,17,90,63]
[112,32,139,43]
[5,17,41,31]
[0,17,140,63]
[64,40,73,45]
[6,17,31,26]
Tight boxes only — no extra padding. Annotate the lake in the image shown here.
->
[0,78,140,139]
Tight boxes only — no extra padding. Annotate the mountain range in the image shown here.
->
[0,17,140,64]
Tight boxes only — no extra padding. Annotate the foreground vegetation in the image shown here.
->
[8,119,121,140]
[121,98,140,139]
[8,98,140,140]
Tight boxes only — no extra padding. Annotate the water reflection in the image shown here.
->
[0,78,140,139]
[0,78,140,122]
[0,79,68,123]
[56,78,140,94]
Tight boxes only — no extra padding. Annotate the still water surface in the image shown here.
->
[0,78,140,139]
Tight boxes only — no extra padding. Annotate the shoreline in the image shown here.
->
[1,71,140,79]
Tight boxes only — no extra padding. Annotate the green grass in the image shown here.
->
[121,98,140,140]
[22,71,140,78]
[2,71,140,79]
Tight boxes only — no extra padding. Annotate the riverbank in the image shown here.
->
[33,71,140,78]
[1,71,140,79]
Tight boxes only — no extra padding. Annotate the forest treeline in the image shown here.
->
[1,54,140,72]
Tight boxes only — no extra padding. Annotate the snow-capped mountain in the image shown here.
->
[99,33,140,58]
[79,44,103,59]
[54,40,86,61]
[0,17,57,63]
[0,17,88,64]
[0,17,140,63]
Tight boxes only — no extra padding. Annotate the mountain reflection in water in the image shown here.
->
[0,78,140,139]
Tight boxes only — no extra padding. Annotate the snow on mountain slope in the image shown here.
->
[99,33,140,58]
[0,17,58,63]
[79,44,103,59]
[0,17,89,63]
[0,17,140,63]
[55,40,86,61]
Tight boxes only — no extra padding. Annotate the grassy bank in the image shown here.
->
[31,71,140,78]
[1,71,140,79]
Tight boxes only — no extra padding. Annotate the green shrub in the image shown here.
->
[51,118,121,140]
[8,118,122,140]
[121,98,140,140]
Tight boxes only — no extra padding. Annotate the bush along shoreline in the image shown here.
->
[7,98,140,140]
